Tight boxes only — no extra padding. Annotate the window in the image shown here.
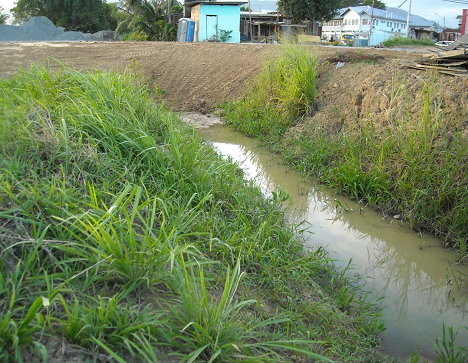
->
[387,21,390,27]
[362,19,369,25]
[354,19,358,25]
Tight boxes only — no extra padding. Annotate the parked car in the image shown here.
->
[435,41,454,47]
[340,33,355,45]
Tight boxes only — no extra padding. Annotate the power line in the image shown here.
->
[395,0,408,9]
[441,0,468,4]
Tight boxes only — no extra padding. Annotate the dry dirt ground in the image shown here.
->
[0,41,431,111]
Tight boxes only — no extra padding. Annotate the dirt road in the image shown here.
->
[1,41,429,110]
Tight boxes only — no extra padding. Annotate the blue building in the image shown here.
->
[186,0,247,43]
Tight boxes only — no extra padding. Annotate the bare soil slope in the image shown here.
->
[0,41,429,111]
[307,61,468,136]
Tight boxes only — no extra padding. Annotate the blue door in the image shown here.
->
[206,15,218,40]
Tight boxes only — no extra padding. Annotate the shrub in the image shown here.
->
[223,45,318,137]
[382,35,434,47]
[122,31,149,41]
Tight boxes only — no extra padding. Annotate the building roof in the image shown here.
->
[185,0,247,7]
[338,6,434,27]
[386,7,434,27]
[240,11,280,18]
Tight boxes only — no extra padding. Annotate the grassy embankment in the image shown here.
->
[222,46,467,261]
[0,66,383,361]
[382,36,434,47]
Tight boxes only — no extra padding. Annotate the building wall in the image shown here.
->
[342,10,363,32]
[196,4,241,43]
[369,17,407,45]
[191,5,201,41]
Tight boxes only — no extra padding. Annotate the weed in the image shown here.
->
[223,45,318,137]
[435,324,467,362]
[382,36,434,47]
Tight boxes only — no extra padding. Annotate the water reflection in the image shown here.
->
[201,125,467,359]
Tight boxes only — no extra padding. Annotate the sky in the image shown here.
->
[0,0,465,28]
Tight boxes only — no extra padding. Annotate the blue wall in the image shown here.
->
[198,4,241,43]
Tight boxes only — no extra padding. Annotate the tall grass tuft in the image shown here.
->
[223,45,318,137]
[0,65,382,360]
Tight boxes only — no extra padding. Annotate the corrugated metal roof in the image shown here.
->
[386,7,434,27]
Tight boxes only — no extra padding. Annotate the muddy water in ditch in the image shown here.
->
[199,124,467,360]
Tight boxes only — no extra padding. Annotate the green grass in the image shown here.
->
[223,44,318,138]
[0,66,382,361]
[382,36,434,47]
[222,47,467,260]
[435,324,467,362]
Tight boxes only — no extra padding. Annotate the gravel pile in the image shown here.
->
[0,16,117,42]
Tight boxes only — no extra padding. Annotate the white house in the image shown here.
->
[321,6,434,46]
[321,17,343,42]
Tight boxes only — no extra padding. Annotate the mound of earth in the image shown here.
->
[0,16,117,42]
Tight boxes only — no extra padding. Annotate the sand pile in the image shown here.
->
[0,16,117,42]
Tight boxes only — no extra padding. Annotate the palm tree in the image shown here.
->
[116,0,176,40]
[0,6,9,24]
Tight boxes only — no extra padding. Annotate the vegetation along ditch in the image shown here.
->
[222,45,468,262]
[0,66,388,361]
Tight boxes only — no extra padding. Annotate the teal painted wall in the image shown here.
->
[198,4,241,43]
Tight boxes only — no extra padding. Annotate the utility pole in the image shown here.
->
[406,0,412,38]
[369,0,375,45]
[248,0,253,41]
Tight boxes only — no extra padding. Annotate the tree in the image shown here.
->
[11,0,117,33]
[240,6,252,12]
[116,0,177,41]
[278,0,342,23]
[0,7,9,24]
[339,0,386,10]
[133,0,176,40]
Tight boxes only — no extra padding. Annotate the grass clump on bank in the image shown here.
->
[382,36,434,47]
[223,45,318,138]
[222,47,467,260]
[0,66,382,361]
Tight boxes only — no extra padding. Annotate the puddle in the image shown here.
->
[199,123,467,360]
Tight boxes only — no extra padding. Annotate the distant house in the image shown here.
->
[321,15,343,42]
[387,7,436,40]
[185,0,247,43]
[321,6,436,46]
[239,12,319,42]
[240,11,284,42]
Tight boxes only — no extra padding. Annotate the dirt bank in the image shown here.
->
[0,41,429,111]
[304,60,468,136]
